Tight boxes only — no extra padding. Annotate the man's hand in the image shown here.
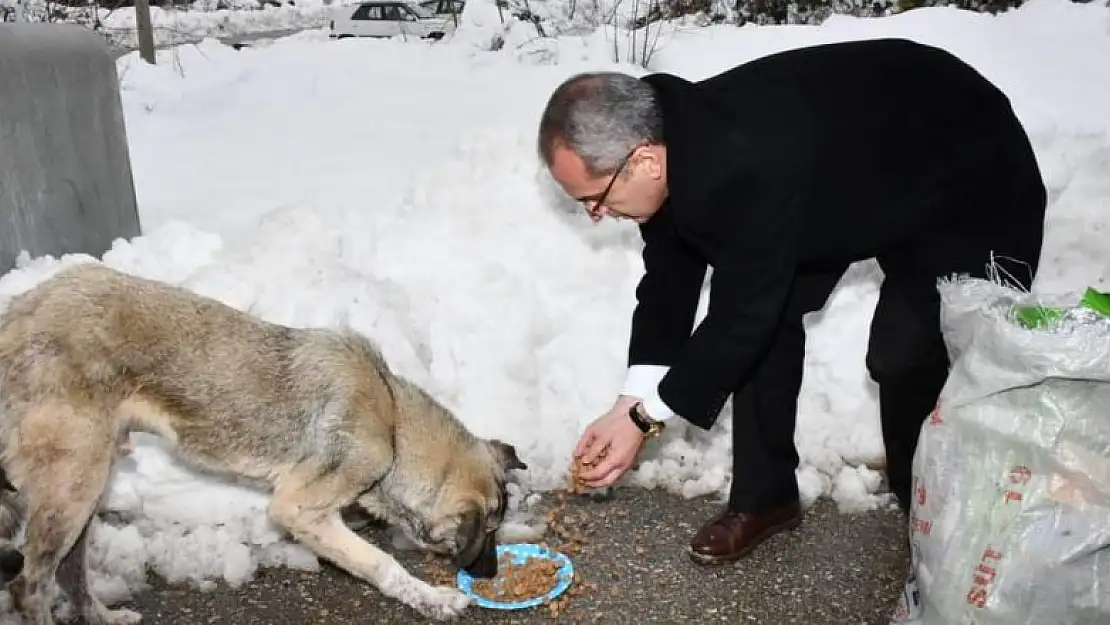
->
[572,396,647,489]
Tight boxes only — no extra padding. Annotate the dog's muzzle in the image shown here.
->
[459,531,499,579]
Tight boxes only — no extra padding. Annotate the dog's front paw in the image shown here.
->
[413,585,470,621]
[91,607,142,625]
[106,608,142,625]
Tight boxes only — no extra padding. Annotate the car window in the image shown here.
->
[352,4,384,19]
[416,0,460,13]
[405,2,436,18]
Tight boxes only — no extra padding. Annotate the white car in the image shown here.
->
[329,0,455,40]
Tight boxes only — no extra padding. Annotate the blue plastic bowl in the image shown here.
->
[456,543,575,610]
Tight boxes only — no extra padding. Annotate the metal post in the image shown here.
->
[134,0,156,64]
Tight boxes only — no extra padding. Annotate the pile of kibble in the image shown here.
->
[419,453,605,619]
[472,552,561,601]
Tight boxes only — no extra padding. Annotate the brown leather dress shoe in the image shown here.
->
[688,501,803,565]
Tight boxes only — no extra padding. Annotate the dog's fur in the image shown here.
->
[0,263,528,624]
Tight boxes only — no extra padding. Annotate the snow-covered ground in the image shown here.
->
[0,0,1108,611]
[7,0,765,50]
[95,0,334,48]
[1,0,334,49]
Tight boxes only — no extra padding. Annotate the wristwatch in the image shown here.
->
[628,402,665,437]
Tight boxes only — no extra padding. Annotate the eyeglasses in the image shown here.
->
[580,145,640,219]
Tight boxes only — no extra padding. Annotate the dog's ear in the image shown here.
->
[488,439,527,473]
[454,509,486,569]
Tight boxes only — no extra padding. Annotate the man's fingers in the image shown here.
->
[585,462,626,488]
[580,430,612,465]
[577,447,617,481]
[573,444,611,481]
[573,428,596,458]
[577,459,611,483]
[582,443,608,467]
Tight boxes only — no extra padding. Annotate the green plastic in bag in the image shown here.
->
[1014,287,1110,329]
[1084,287,1110,317]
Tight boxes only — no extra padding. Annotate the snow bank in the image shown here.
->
[97,0,333,48]
[0,0,1108,607]
[1,0,335,49]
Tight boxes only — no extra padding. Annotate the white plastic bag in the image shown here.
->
[892,276,1110,625]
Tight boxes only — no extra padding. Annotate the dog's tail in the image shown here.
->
[0,466,25,585]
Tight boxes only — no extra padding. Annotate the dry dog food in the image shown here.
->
[568,447,607,493]
[471,552,561,602]
[421,452,605,619]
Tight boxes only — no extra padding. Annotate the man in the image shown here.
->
[536,38,1047,565]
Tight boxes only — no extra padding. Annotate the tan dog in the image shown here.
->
[0,263,527,624]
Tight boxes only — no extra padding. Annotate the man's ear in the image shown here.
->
[488,439,528,473]
[634,144,665,180]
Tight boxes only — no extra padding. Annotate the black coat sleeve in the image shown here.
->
[656,177,804,430]
[627,203,709,368]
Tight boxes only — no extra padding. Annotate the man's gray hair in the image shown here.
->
[537,71,663,177]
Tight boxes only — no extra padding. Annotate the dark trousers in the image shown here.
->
[728,145,1048,514]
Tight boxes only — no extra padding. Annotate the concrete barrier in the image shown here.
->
[0,23,142,276]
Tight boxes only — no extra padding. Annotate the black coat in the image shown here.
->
[631,38,1035,429]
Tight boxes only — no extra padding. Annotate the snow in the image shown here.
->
[1,0,1109,610]
[1,0,335,49]
[96,1,334,49]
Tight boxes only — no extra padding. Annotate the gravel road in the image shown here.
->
[122,487,909,625]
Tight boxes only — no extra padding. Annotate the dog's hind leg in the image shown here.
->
[9,487,99,625]
[55,517,141,625]
[268,464,470,622]
[7,402,136,625]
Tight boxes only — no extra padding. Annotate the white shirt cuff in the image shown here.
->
[621,365,677,421]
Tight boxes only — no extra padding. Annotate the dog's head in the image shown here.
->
[388,437,527,579]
